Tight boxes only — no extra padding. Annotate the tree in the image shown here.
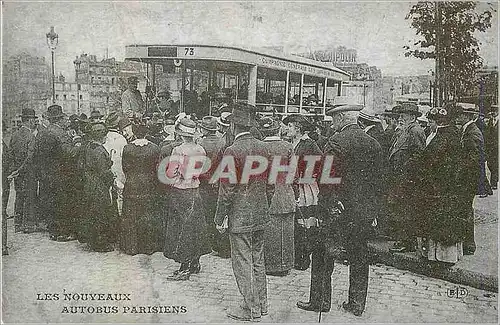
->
[404,1,495,105]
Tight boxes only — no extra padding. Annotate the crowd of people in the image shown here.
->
[2,95,497,320]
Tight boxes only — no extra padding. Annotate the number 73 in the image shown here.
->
[185,47,195,56]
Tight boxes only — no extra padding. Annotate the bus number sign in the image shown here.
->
[184,47,195,56]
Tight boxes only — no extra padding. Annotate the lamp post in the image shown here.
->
[46,26,59,104]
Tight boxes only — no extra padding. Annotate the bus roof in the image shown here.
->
[125,44,351,81]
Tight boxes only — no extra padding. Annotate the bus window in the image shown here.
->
[256,67,286,114]
[301,75,325,115]
[287,72,301,114]
[325,79,340,108]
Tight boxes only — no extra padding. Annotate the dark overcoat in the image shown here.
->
[415,125,465,243]
[460,122,483,197]
[81,141,117,250]
[321,124,383,230]
[9,126,38,227]
[33,123,80,235]
[120,139,162,255]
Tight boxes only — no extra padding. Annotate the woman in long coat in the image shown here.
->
[260,117,296,276]
[283,114,323,271]
[416,104,465,266]
[163,118,211,280]
[81,122,117,252]
[120,123,162,255]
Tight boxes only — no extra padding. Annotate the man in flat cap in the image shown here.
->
[297,102,382,317]
[121,76,145,118]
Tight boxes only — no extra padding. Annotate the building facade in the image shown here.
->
[295,47,383,112]
[3,53,50,128]
[73,54,146,115]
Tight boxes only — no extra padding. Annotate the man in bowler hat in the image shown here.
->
[9,108,39,233]
[34,105,81,241]
[214,103,273,322]
[387,102,425,252]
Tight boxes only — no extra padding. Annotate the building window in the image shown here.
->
[80,95,83,100]
[56,94,59,99]
[78,84,81,90]
[63,94,67,100]
[111,77,115,85]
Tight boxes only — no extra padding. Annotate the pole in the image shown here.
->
[51,50,56,103]
[435,1,442,107]
[363,82,366,107]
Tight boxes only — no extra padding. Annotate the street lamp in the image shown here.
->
[46,26,59,104]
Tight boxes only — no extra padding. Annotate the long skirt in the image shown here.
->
[264,213,295,273]
[163,187,211,263]
[120,194,163,255]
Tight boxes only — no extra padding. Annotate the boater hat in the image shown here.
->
[358,111,381,123]
[175,117,196,137]
[217,112,231,127]
[325,96,364,115]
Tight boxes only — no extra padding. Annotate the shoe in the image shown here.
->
[266,270,289,276]
[189,263,201,274]
[93,244,115,252]
[49,234,58,241]
[56,235,73,242]
[167,270,190,281]
[479,194,488,198]
[296,301,330,312]
[342,301,363,316]
[226,307,261,322]
[389,241,407,253]
[261,305,268,316]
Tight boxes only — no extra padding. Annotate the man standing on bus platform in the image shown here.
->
[121,76,144,118]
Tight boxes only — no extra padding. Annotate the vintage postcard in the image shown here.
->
[1,1,498,323]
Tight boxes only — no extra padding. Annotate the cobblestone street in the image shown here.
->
[2,227,497,323]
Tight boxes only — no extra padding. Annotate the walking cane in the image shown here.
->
[318,241,325,323]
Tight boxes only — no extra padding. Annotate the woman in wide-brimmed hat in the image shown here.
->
[163,117,211,280]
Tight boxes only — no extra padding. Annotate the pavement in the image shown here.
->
[367,192,498,293]
[1,227,498,323]
[1,185,498,322]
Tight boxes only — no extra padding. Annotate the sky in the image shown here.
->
[2,1,498,80]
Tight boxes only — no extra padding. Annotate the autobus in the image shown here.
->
[124,44,350,118]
